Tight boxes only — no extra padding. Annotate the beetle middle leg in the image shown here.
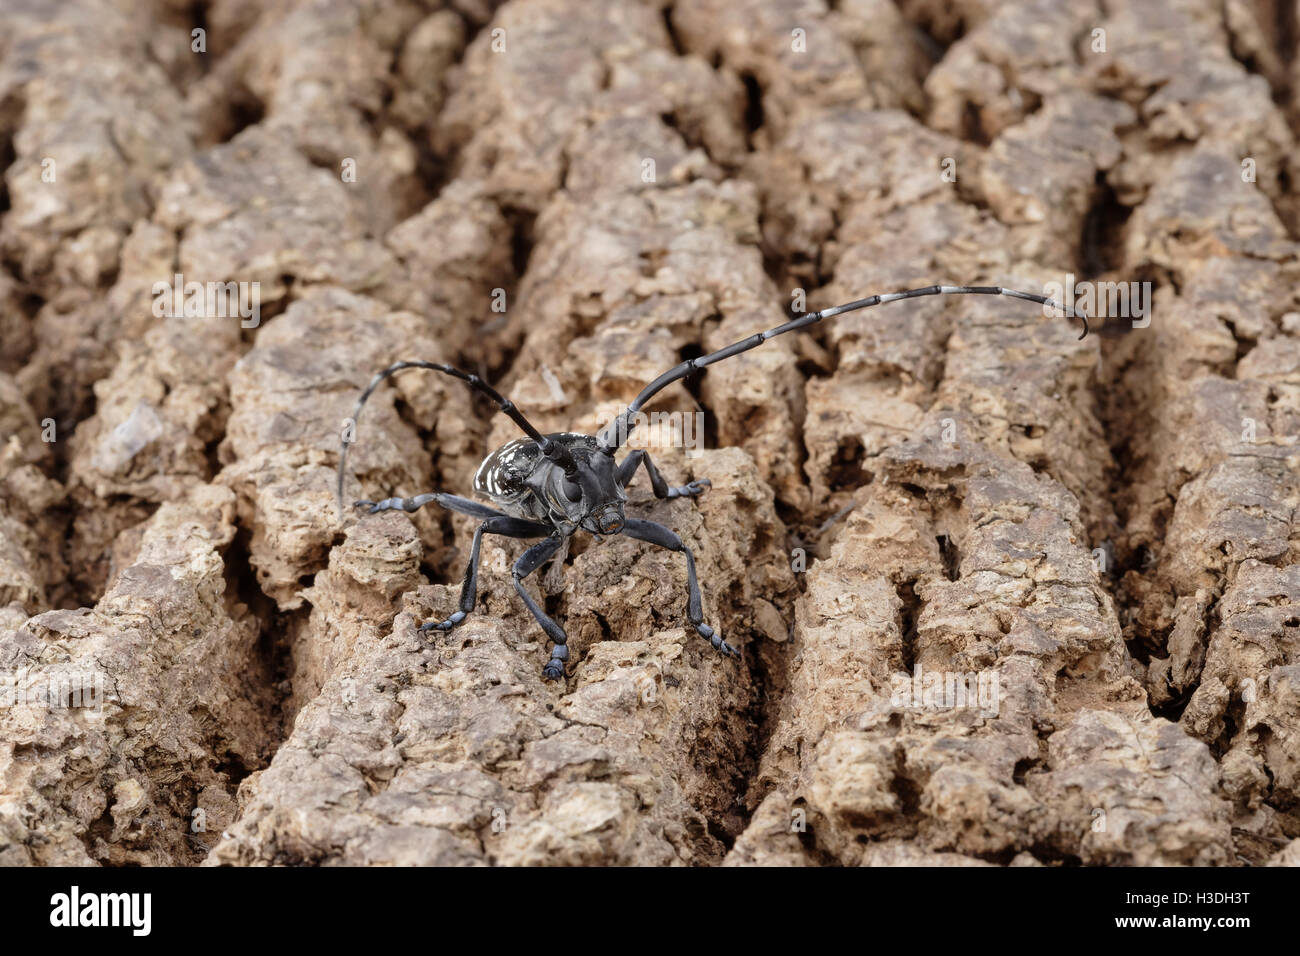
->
[355,492,505,520]
[620,517,739,661]
[417,515,553,634]
[616,449,711,499]
[511,535,571,680]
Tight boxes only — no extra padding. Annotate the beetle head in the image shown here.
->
[550,450,626,535]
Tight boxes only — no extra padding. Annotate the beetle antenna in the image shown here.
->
[598,283,1089,452]
[337,360,576,519]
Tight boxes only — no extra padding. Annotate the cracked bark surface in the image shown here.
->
[1,0,1299,866]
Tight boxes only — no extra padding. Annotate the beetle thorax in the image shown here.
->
[473,432,625,535]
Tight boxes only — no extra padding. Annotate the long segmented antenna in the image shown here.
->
[337,360,575,519]
[598,283,1089,453]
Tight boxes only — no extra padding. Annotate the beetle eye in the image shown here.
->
[562,478,582,502]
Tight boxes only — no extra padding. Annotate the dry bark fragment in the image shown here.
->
[0,0,194,286]
[0,485,275,866]
[924,0,1097,143]
[438,0,682,209]
[187,0,438,232]
[217,286,474,611]
[728,428,1226,864]
[670,0,928,141]
[153,126,400,310]
[0,376,65,612]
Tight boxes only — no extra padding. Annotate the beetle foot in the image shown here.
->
[419,610,467,633]
[541,644,568,680]
[696,622,739,659]
[675,478,711,498]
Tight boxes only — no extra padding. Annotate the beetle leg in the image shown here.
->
[418,516,551,633]
[620,518,739,661]
[511,535,570,680]
[616,449,711,499]
[355,492,507,520]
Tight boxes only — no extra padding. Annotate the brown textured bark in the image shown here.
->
[1,0,1298,867]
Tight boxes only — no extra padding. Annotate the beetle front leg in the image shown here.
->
[418,516,551,633]
[511,535,570,680]
[616,449,711,499]
[620,517,739,662]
